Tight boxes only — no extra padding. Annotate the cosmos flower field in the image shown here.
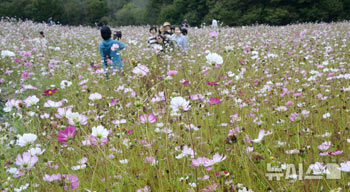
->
[1,19,350,192]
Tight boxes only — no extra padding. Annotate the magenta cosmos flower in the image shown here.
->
[57,126,76,143]
[209,97,221,105]
[42,88,57,96]
[139,113,157,124]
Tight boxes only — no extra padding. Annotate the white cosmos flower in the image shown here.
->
[89,92,102,101]
[77,157,88,165]
[57,107,72,118]
[206,52,223,66]
[24,95,40,107]
[60,80,72,89]
[71,164,86,170]
[225,46,234,52]
[17,133,37,147]
[175,145,196,159]
[170,96,190,113]
[66,111,88,125]
[43,100,63,108]
[309,162,329,175]
[4,99,22,112]
[339,161,350,172]
[119,159,128,164]
[7,167,19,175]
[27,147,45,155]
[322,112,331,119]
[91,125,109,138]
[1,50,15,58]
[14,183,29,192]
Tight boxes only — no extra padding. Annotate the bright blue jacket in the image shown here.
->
[99,39,125,69]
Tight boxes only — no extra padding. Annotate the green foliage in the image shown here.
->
[113,2,145,26]
[88,0,108,23]
[0,0,349,26]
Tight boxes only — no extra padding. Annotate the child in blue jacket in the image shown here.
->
[99,26,125,70]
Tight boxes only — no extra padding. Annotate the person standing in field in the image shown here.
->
[99,26,125,74]
[147,27,158,46]
[163,22,173,39]
[171,27,188,51]
[181,18,189,28]
[212,19,218,28]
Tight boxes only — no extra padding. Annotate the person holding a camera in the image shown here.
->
[99,26,125,76]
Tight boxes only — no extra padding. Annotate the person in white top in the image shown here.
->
[212,19,218,28]
[170,27,188,51]
[33,31,47,48]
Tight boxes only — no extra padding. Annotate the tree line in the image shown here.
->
[0,0,349,26]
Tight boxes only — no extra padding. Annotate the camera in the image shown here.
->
[113,31,122,40]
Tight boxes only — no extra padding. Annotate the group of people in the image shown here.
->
[97,20,192,77]
[147,21,188,52]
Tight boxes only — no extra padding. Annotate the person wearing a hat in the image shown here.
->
[163,22,173,39]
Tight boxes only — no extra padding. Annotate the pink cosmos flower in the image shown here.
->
[190,94,205,101]
[201,183,219,192]
[285,101,293,106]
[230,113,239,124]
[89,136,108,146]
[21,72,30,79]
[139,113,158,124]
[289,112,300,122]
[15,152,38,170]
[293,92,302,97]
[107,59,113,65]
[192,157,210,167]
[167,70,178,76]
[43,173,61,182]
[328,150,343,156]
[110,99,119,106]
[62,174,79,190]
[203,153,226,167]
[111,43,119,51]
[317,141,331,151]
[209,97,221,105]
[57,126,76,143]
[209,31,218,37]
[145,156,158,165]
[136,186,150,192]
[132,64,149,77]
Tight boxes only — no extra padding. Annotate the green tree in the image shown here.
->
[88,0,108,24]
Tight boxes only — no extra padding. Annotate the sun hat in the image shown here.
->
[163,22,171,27]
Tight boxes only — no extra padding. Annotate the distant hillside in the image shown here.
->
[0,0,349,26]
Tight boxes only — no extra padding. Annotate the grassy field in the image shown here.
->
[1,19,350,192]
